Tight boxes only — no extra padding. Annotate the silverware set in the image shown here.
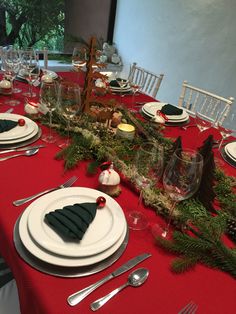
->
[67,253,151,310]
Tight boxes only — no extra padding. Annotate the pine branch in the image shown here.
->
[171,256,199,273]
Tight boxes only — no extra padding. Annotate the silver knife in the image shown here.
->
[67,252,151,306]
[0,144,45,154]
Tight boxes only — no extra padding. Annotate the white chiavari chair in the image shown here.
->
[0,256,20,314]
[129,62,164,98]
[178,80,234,124]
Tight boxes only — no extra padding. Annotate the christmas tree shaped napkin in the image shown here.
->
[0,119,18,133]
[160,104,183,115]
[44,202,98,241]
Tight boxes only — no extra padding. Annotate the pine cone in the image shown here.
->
[226,218,236,243]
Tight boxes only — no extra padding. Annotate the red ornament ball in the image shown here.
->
[96,196,106,208]
[18,118,25,126]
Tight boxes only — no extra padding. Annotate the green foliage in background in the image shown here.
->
[0,0,64,50]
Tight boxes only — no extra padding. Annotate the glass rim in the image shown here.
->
[173,148,203,163]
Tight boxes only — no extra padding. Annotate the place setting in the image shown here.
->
[13,186,129,277]
[140,102,190,126]
[0,112,42,149]
[221,141,236,168]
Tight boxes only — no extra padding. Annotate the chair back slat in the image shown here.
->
[129,63,164,98]
[178,80,234,123]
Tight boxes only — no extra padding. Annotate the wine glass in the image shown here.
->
[154,148,203,239]
[195,111,215,132]
[57,81,81,148]
[2,48,22,105]
[216,113,236,150]
[129,70,144,112]
[72,47,87,72]
[21,48,40,97]
[127,141,164,230]
[114,70,129,104]
[40,80,58,143]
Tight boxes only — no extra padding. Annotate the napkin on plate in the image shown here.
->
[160,104,183,115]
[44,202,98,240]
[109,78,128,88]
[0,119,18,133]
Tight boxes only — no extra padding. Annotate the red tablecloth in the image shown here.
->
[0,72,235,314]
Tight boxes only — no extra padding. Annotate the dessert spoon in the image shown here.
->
[90,268,149,311]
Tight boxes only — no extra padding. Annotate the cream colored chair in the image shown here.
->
[129,62,164,98]
[0,256,20,314]
[178,80,234,124]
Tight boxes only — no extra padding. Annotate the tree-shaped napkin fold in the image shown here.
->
[160,104,183,115]
[44,202,98,240]
[0,119,18,133]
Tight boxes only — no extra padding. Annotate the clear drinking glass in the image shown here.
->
[127,141,164,230]
[21,48,40,97]
[216,113,236,150]
[153,148,203,239]
[129,70,144,112]
[2,48,22,105]
[40,80,58,143]
[57,81,81,148]
[72,47,87,71]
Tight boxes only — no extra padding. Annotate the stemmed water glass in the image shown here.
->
[216,113,235,150]
[72,47,87,72]
[153,148,203,239]
[2,48,22,105]
[129,70,144,112]
[40,80,58,143]
[57,81,81,148]
[127,141,164,230]
[21,48,40,98]
[114,71,129,103]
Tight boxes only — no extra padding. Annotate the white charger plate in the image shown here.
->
[0,113,37,141]
[26,187,126,257]
[142,102,189,121]
[224,142,236,161]
[19,209,127,267]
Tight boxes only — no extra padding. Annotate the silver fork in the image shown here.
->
[13,176,78,206]
[178,301,198,314]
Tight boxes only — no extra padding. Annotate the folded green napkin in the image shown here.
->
[109,78,128,88]
[0,119,18,133]
[44,202,98,240]
[160,104,183,115]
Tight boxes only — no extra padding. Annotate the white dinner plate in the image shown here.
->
[0,113,37,141]
[26,187,126,257]
[142,102,189,121]
[19,208,127,267]
[14,216,129,277]
[141,106,189,123]
[224,142,236,161]
[0,120,38,145]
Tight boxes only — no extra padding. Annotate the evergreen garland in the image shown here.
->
[35,106,236,279]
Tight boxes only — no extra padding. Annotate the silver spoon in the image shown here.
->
[0,148,39,161]
[90,268,149,311]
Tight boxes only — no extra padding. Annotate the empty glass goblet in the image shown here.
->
[40,80,58,143]
[57,81,81,148]
[127,141,164,230]
[153,148,203,239]
[216,113,235,150]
